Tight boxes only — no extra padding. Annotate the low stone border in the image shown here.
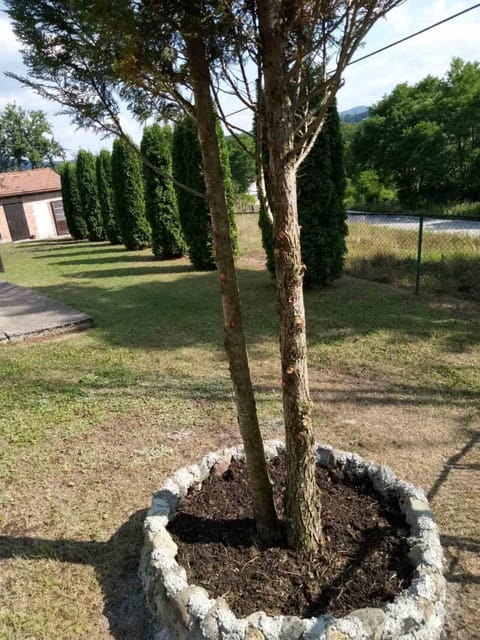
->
[140,442,446,639]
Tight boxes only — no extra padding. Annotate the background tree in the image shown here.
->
[76,150,106,242]
[172,116,216,270]
[111,137,151,250]
[0,102,63,171]
[349,59,480,208]
[298,104,347,287]
[60,161,88,239]
[96,149,122,245]
[141,125,185,259]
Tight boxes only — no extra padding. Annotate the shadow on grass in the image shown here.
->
[0,510,151,639]
[428,429,480,501]
[26,265,480,354]
[346,253,480,301]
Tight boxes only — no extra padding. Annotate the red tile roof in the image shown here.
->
[0,168,61,198]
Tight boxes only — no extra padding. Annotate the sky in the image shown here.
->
[1,1,479,159]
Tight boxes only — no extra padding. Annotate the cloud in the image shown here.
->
[338,1,480,110]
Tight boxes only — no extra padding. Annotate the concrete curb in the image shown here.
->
[141,441,446,640]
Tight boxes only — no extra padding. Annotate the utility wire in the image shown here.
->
[349,2,480,66]
[224,2,480,118]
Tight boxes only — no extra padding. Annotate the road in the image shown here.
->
[347,211,480,237]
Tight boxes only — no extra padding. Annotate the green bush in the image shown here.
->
[111,138,151,250]
[141,125,185,259]
[60,161,88,239]
[76,150,106,241]
[96,149,122,245]
[298,104,348,287]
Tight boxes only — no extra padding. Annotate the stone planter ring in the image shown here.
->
[140,441,446,640]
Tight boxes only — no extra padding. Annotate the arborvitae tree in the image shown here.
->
[172,116,215,270]
[217,121,238,258]
[96,149,122,244]
[260,104,347,286]
[76,149,105,241]
[172,117,238,270]
[298,104,347,287]
[140,125,185,258]
[60,161,88,239]
[111,137,151,250]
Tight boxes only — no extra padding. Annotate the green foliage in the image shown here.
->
[298,104,347,287]
[217,122,238,258]
[172,116,215,270]
[345,169,397,208]
[76,150,106,241]
[111,138,151,250]
[0,102,63,171]
[60,162,88,239]
[141,124,185,259]
[350,58,480,208]
[96,149,122,245]
[226,134,256,195]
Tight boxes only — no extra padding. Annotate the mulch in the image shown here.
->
[168,456,412,618]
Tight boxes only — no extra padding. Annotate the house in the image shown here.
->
[0,168,68,242]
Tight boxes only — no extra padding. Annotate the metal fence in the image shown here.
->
[345,211,480,301]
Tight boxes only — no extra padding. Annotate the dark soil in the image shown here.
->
[168,457,412,618]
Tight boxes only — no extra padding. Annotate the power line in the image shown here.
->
[224,2,480,118]
[348,2,480,66]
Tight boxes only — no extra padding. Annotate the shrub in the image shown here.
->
[76,150,106,241]
[141,125,185,258]
[60,161,88,239]
[111,138,151,250]
[96,149,122,245]
[297,104,348,287]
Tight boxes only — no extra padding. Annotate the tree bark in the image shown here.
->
[257,0,323,554]
[184,34,279,544]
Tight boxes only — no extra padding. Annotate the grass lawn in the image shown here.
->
[1,214,479,639]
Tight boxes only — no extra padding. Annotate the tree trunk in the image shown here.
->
[184,34,279,544]
[257,0,323,554]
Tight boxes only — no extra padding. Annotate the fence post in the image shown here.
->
[415,215,424,295]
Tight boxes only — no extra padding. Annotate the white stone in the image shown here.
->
[404,498,433,528]
[151,528,178,558]
[173,467,198,497]
[188,590,213,620]
[216,606,247,640]
[163,571,189,599]
[146,514,171,532]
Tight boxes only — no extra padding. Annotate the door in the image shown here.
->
[32,201,56,239]
[4,202,30,241]
[50,199,69,235]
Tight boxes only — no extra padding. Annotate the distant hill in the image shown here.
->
[340,106,370,123]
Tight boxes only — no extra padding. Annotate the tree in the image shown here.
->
[141,125,185,259]
[226,133,256,195]
[0,102,63,171]
[260,104,348,287]
[172,116,215,270]
[76,150,106,242]
[96,149,122,245]
[298,104,348,288]
[60,161,88,240]
[111,137,151,250]
[6,0,403,554]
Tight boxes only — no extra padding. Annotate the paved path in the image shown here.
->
[347,211,480,236]
[0,281,92,343]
